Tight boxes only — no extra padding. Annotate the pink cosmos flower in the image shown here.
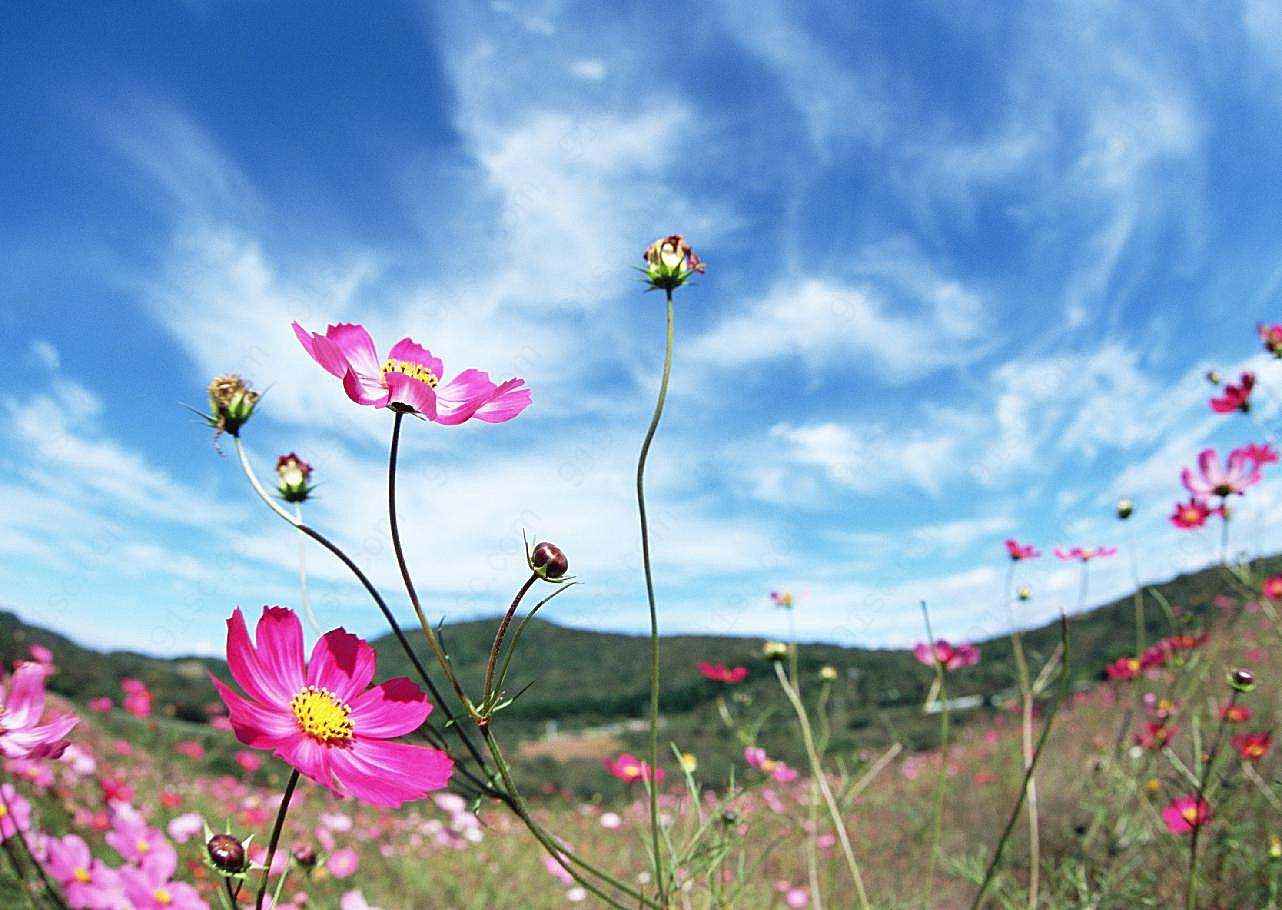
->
[121,678,153,719]
[326,846,359,878]
[913,640,980,670]
[1231,732,1271,761]
[0,783,32,841]
[1209,371,1254,413]
[1004,539,1040,561]
[0,661,78,759]
[1261,323,1282,357]
[744,746,798,783]
[118,851,206,910]
[87,696,113,714]
[1105,656,1142,680]
[43,833,122,908]
[211,607,453,807]
[603,752,664,783]
[1181,447,1263,499]
[1162,795,1211,834]
[1219,703,1251,723]
[1241,441,1280,466]
[106,803,175,867]
[293,322,531,424]
[1170,498,1219,530]
[697,662,748,684]
[341,890,385,910]
[1262,575,1282,600]
[234,750,262,773]
[1053,546,1118,562]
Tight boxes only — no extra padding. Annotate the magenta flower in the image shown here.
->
[118,851,206,910]
[1052,546,1118,562]
[744,746,798,783]
[43,833,122,908]
[1170,498,1219,530]
[210,607,453,807]
[1241,441,1279,467]
[0,661,78,759]
[603,752,664,783]
[293,322,531,424]
[1162,795,1211,834]
[121,678,153,719]
[1004,539,1041,561]
[913,640,980,670]
[106,804,175,867]
[1260,322,1282,357]
[0,783,31,841]
[1208,371,1255,413]
[697,662,748,684]
[1181,447,1263,499]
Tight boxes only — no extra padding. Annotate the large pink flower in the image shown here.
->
[293,322,531,424]
[210,607,453,807]
[1181,447,1262,498]
[0,661,78,760]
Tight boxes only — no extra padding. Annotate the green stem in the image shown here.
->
[293,502,321,636]
[970,612,1071,910]
[920,601,949,910]
[1186,691,1235,910]
[483,573,538,712]
[775,661,871,910]
[480,728,659,909]
[636,288,674,904]
[233,437,494,796]
[1004,562,1039,909]
[0,780,69,910]
[255,769,299,910]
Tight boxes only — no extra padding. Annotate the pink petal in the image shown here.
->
[348,678,431,738]
[209,677,300,750]
[307,629,377,702]
[226,608,304,706]
[342,367,391,406]
[330,739,453,806]
[471,378,532,423]
[383,371,437,416]
[386,338,444,382]
[273,733,341,796]
[2,663,47,728]
[323,323,383,381]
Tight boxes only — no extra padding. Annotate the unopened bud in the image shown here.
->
[206,833,247,874]
[1228,668,1256,693]
[528,541,569,581]
[1116,497,1133,520]
[1017,584,1032,602]
[818,665,838,682]
[762,641,788,662]
[1205,370,1222,385]
[207,374,258,438]
[292,844,318,869]
[276,452,314,503]
[720,809,738,826]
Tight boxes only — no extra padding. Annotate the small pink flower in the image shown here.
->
[1209,371,1254,413]
[1260,322,1282,357]
[0,661,78,759]
[210,607,453,807]
[1231,732,1271,761]
[697,662,748,684]
[913,640,980,670]
[1181,447,1263,499]
[1162,795,1211,834]
[118,849,205,909]
[1242,441,1279,466]
[326,846,359,878]
[87,696,114,714]
[121,678,153,718]
[1053,546,1118,562]
[234,750,262,774]
[174,740,205,761]
[1004,539,1041,561]
[543,851,575,885]
[1170,498,1220,529]
[0,783,32,841]
[341,890,385,910]
[603,752,664,783]
[293,322,531,424]
[42,833,123,908]
[1105,656,1142,680]
[743,746,798,783]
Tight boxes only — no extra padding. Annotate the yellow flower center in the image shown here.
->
[74,867,91,883]
[1248,744,1265,758]
[1182,806,1199,823]
[1126,659,1139,672]
[136,839,150,854]
[153,887,172,904]
[382,358,439,388]
[1080,547,1095,559]
[289,685,354,744]
[0,804,7,818]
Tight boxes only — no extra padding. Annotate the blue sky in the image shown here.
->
[4,1,1282,658]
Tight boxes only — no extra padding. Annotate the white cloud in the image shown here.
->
[570,59,605,81]
[29,340,60,370]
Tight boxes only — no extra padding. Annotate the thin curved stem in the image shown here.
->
[1187,691,1236,910]
[292,502,321,636]
[970,612,1071,910]
[1004,562,1040,909]
[636,288,674,904]
[232,437,494,793]
[255,769,299,910]
[387,412,474,713]
[483,573,538,711]
[775,661,870,910]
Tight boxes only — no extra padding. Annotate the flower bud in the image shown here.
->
[206,833,247,874]
[206,374,258,438]
[641,234,704,292]
[1228,668,1256,693]
[276,453,314,503]
[1116,497,1133,520]
[528,541,569,581]
[818,665,839,682]
[292,844,318,869]
[762,640,789,662]
[1017,584,1032,602]
[1205,370,1222,385]
[720,809,738,826]
[1269,833,1282,859]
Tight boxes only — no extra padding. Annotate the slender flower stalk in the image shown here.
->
[774,661,870,910]
[970,613,1071,910]
[1186,690,1237,910]
[292,502,321,636]
[255,769,300,910]
[920,601,949,910]
[636,286,674,904]
[482,573,539,716]
[1002,561,1040,910]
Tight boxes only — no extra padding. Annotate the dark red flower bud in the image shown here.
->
[530,541,569,580]
[206,833,247,873]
